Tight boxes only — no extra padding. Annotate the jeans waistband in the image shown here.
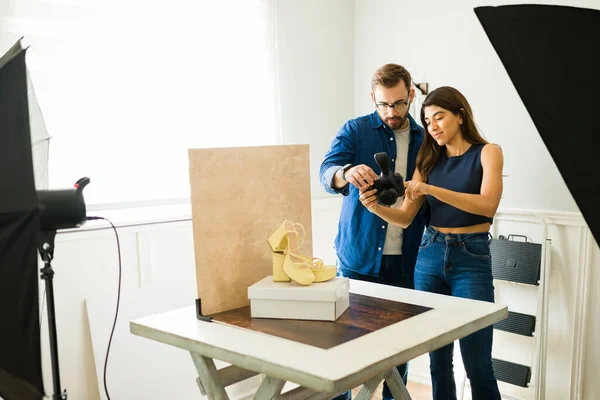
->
[425,226,492,244]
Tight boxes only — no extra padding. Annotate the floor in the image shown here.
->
[351,381,432,400]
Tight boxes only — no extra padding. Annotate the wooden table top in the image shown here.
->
[130,279,507,393]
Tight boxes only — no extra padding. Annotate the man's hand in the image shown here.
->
[404,180,431,201]
[345,164,378,189]
[359,186,379,212]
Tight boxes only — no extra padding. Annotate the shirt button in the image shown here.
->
[392,158,395,162]
[390,138,393,141]
[382,226,385,229]
[378,247,382,251]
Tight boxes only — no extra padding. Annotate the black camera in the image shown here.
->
[368,152,405,206]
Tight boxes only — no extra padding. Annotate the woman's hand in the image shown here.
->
[359,186,379,212]
[404,180,431,201]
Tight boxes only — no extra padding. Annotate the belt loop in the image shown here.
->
[431,228,439,242]
[457,233,463,245]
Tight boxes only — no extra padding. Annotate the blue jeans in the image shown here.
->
[414,226,500,400]
[333,255,411,400]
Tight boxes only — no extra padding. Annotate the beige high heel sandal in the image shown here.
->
[267,220,336,285]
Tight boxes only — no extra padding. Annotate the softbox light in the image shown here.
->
[0,40,44,400]
[474,4,600,245]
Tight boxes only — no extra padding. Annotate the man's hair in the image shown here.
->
[371,64,412,92]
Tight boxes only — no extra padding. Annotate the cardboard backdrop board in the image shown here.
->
[188,144,313,315]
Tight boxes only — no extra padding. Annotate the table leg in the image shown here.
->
[190,352,230,399]
[253,375,286,399]
[189,353,411,400]
[383,367,412,400]
[354,373,385,400]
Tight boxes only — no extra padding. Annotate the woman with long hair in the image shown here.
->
[359,86,503,400]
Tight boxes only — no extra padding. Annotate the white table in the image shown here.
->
[130,279,507,400]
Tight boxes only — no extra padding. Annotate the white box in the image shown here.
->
[248,276,350,321]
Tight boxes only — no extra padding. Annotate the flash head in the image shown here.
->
[37,177,90,231]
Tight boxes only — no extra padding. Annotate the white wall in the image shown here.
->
[275,0,355,199]
[277,0,600,399]
[354,0,600,213]
[4,1,600,399]
[350,1,600,398]
[584,245,600,398]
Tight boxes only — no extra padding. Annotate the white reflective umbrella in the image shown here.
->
[27,66,50,190]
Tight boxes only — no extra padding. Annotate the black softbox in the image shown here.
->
[0,41,44,399]
[475,4,600,245]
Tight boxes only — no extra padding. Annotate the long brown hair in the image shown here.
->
[417,86,487,181]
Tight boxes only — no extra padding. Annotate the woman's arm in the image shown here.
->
[405,144,504,218]
[359,169,427,229]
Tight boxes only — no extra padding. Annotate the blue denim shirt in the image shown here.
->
[319,111,428,278]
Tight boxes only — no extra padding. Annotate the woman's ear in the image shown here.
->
[458,108,465,125]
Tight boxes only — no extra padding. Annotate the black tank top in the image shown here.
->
[425,143,493,227]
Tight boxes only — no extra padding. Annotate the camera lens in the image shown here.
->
[379,191,397,206]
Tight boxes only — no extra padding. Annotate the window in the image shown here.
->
[1,0,280,205]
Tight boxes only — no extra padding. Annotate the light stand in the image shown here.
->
[38,230,66,400]
[34,177,91,400]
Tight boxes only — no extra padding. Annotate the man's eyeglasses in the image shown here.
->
[375,97,409,113]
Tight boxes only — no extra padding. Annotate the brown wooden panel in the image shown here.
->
[210,293,432,349]
[188,145,312,315]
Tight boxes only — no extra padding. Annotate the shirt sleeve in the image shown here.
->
[319,121,356,195]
